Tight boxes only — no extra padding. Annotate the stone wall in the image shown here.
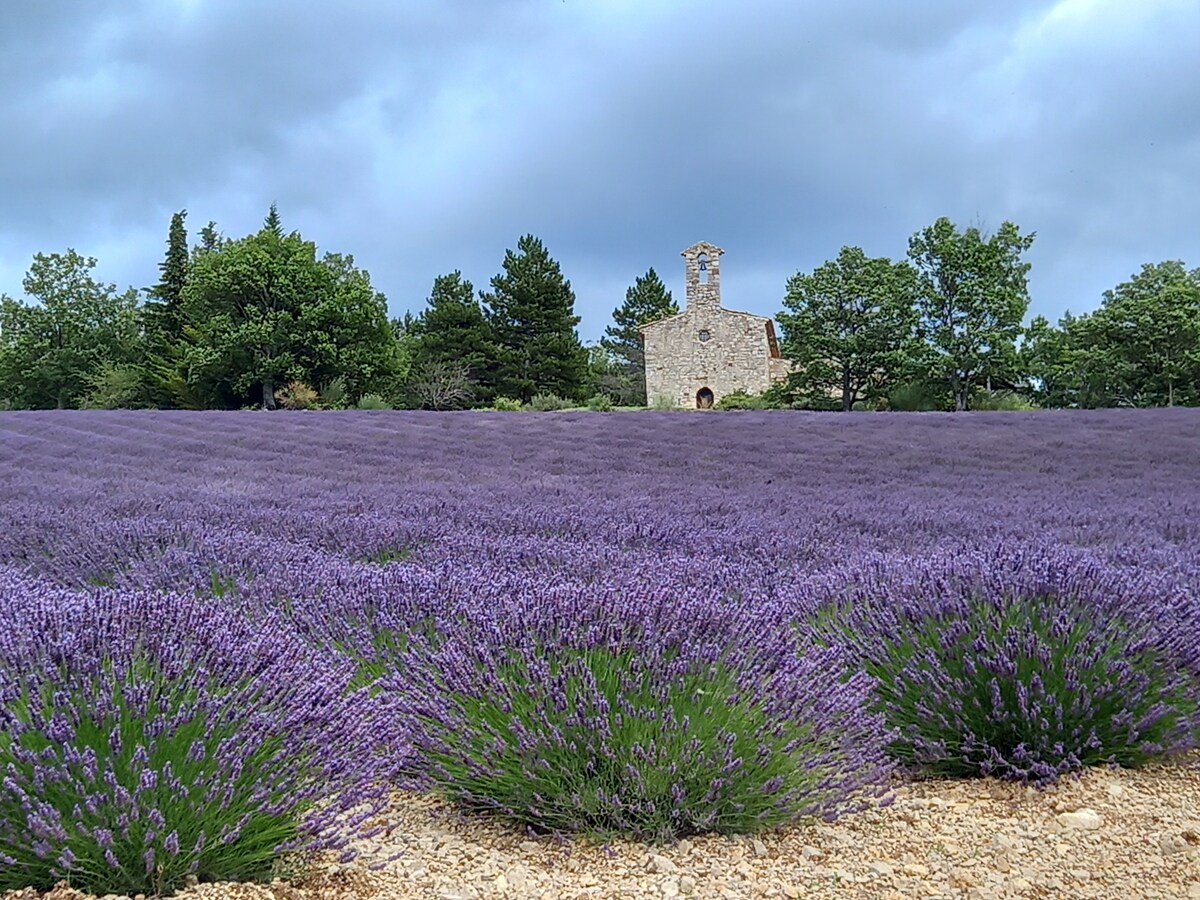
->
[643,308,786,408]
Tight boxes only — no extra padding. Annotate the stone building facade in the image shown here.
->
[640,242,791,408]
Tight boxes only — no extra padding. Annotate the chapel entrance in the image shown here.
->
[696,387,714,409]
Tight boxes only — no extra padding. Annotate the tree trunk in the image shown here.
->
[841,366,852,412]
[261,379,277,410]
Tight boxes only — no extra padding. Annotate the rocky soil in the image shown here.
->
[8,759,1200,900]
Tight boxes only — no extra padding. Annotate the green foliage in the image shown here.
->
[0,251,141,409]
[491,396,523,411]
[585,393,613,411]
[972,390,1037,411]
[178,209,398,409]
[482,235,588,404]
[886,380,950,412]
[81,363,150,410]
[528,392,572,411]
[715,390,781,410]
[142,210,190,348]
[317,376,349,409]
[355,393,393,410]
[410,272,495,403]
[419,647,838,840]
[779,247,920,411]
[0,660,300,895]
[649,394,678,410]
[1025,262,1200,408]
[583,344,639,407]
[600,268,678,405]
[908,218,1035,411]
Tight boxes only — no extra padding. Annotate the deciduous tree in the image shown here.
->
[778,246,919,411]
[179,209,398,409]
[0,251,140,409]
[907,218,1034,411]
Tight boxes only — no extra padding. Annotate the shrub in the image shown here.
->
[804,547,1200,783]
[491,396,524,411]
[649,394,677,410]
[716,390,780,410]
[528,393,572,412]
[0,572,394,895]
[972,390,1038,411]
[586,394,613,412]
[886,381,947,412]
[318,376,349,409]
[356,393,393,410]
[274,381,318,410]
[394,589,892,840]
[81,363,149,410]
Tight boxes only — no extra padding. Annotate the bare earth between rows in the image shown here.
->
[7,759,1200,900]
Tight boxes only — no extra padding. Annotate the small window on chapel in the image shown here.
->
[698,329,711,342]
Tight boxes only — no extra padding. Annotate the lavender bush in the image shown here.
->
[803,548,1200,782]
[391,586,893,840]
[0,569,394,895]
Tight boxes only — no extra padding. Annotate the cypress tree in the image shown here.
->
[481,235,588,403]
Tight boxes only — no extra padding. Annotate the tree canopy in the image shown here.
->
[0,251,140,409]
[778,246,919,411]
[907,218,1035,411]
[481,235,588,403]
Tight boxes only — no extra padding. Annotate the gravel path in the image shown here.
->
[8,759,1200,900]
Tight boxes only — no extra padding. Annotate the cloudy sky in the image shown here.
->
[1,0,1197,341]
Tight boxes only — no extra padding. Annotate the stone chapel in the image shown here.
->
[639,242,791,408]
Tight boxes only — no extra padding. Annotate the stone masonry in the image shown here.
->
[639,242,791,408]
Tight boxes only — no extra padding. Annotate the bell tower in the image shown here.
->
[682,241,723,312]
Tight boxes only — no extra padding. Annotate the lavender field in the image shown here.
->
[4,409,1199,595]
[3,409,1200,894]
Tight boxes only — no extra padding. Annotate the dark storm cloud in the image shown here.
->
[1,0,1197,339]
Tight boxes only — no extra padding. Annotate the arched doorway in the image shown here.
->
[696,387,714,409]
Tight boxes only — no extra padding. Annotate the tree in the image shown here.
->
[778,246,920,411]
[1089,261,1200,407]
[481,235,588,403]
[407,361,476,410]
[907,218,1035,411]
[178,208,398,409]
[1022,312,1107,408]
[0,251,140,409]
[600,268,678,404]
[1025,262,1200,408]
[409,271,494,402]
[138,210,193,407]
[198,221,222,253]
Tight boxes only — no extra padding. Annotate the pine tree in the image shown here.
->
[481,235,588,403]
[198,221,221,253]
[263,203,284,238]
[410,271,495,404]
[600,267,678,403]
[144,210,189,342]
